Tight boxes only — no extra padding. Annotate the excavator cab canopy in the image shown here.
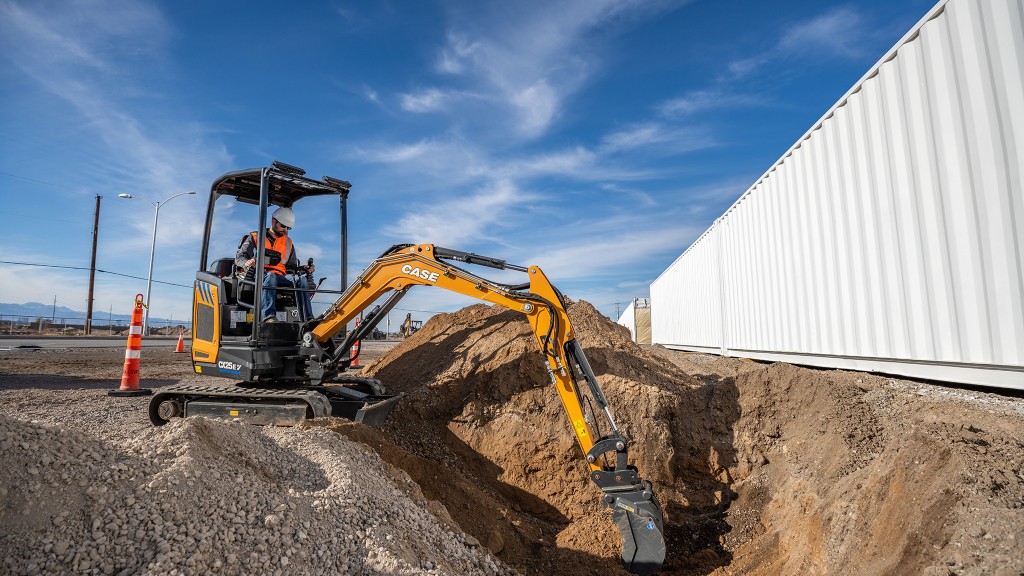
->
[192,161,358,380]
[198,160,351,272]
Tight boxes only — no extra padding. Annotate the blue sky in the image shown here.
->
[0,0,935,326]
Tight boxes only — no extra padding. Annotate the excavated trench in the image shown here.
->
[334,302,1024,576]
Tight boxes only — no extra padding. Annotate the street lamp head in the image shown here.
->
[118,194,133,198]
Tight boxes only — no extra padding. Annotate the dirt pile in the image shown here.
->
[351,302,1023,576]
[0,412,514,576]
[356,302,733,575]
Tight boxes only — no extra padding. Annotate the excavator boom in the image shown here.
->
[299,244,665,574]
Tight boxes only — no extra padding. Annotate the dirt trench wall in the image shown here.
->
[655,352,1024,576]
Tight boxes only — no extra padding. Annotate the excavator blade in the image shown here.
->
[610,490,666,576]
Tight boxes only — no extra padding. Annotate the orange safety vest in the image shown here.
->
[250,231,292,275]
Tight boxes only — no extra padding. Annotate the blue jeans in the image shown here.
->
[262,273,313,321]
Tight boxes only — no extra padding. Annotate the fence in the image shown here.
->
[0,315,192,336]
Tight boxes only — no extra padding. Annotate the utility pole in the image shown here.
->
[52,295,57,324]
[86,195,101,335]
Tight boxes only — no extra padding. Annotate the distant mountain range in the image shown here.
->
[0,302,187,326]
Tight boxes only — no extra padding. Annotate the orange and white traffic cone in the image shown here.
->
[110,294,152,397]
[350,339,361,368]
[174,330,185,353]
[349,318,362,369]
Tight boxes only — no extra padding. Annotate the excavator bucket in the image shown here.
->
[603,483,666,575]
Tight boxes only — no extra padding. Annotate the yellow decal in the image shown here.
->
[229,410,239,417]
[573,419,589,439]
[194,366,202,373]
[616,503,636,513]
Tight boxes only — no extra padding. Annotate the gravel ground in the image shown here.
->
[0,343,516,576]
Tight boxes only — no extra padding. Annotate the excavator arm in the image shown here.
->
[300,244,665,575]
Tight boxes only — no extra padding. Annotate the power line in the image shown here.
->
[0,171,83,193]
[0,211,85,225]
[0,260,192,288]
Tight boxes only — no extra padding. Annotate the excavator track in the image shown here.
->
[149,384,332,426]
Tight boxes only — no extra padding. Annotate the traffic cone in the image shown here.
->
[350,339,361,368]
[349,318,362,369]
[174,331,185,353]
[110,294,152,397]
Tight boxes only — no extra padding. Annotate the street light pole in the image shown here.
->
[119,191,195,335]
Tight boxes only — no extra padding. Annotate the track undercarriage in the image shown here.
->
[148,376,401,427]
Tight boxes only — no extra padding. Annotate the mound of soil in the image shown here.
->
[347,301,1024,576]
[346,301,703,575]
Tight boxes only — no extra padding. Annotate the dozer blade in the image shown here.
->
[331,392,403,426]
[609,489,666,575]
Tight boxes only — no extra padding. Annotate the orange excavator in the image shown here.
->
[149,163,665,574]
[399,312,422,338]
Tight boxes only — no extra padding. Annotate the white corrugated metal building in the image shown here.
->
[618,298,652,345]
[649,0,1024,389]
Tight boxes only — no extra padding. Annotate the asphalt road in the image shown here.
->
[0,336,185,349]
[0,336,401,354]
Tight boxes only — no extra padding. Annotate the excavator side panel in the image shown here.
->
[192,276,221,367]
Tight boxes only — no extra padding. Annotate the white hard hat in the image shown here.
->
[272,206,295,228]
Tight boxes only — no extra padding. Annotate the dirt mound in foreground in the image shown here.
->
[0,413,513,575]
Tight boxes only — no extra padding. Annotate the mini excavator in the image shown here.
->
[150,163,665,574]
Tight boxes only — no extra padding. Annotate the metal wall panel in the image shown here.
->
[617,300,638,341]
[617,299,653,344]
[651,0,1024,389]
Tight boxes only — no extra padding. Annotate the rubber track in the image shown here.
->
[152,384,332,418]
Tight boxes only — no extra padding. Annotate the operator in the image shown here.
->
[235,206,315,322]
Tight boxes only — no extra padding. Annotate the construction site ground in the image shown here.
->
[1,302,1022,575]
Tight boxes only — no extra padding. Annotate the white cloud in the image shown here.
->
[528,225,702,281]
[413,0,689,139]
[400,88,449,113]
[658,90,762,117]
[726,6,868,79]
[363,86,380,105]
[599,122,715,155]
[598,183,657,209]
[509,80,559,138]
[384,179,533,246]
[359,140,436,163]
[357,134,664,193]
[436,32,480,74]
[778,7,864,57]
